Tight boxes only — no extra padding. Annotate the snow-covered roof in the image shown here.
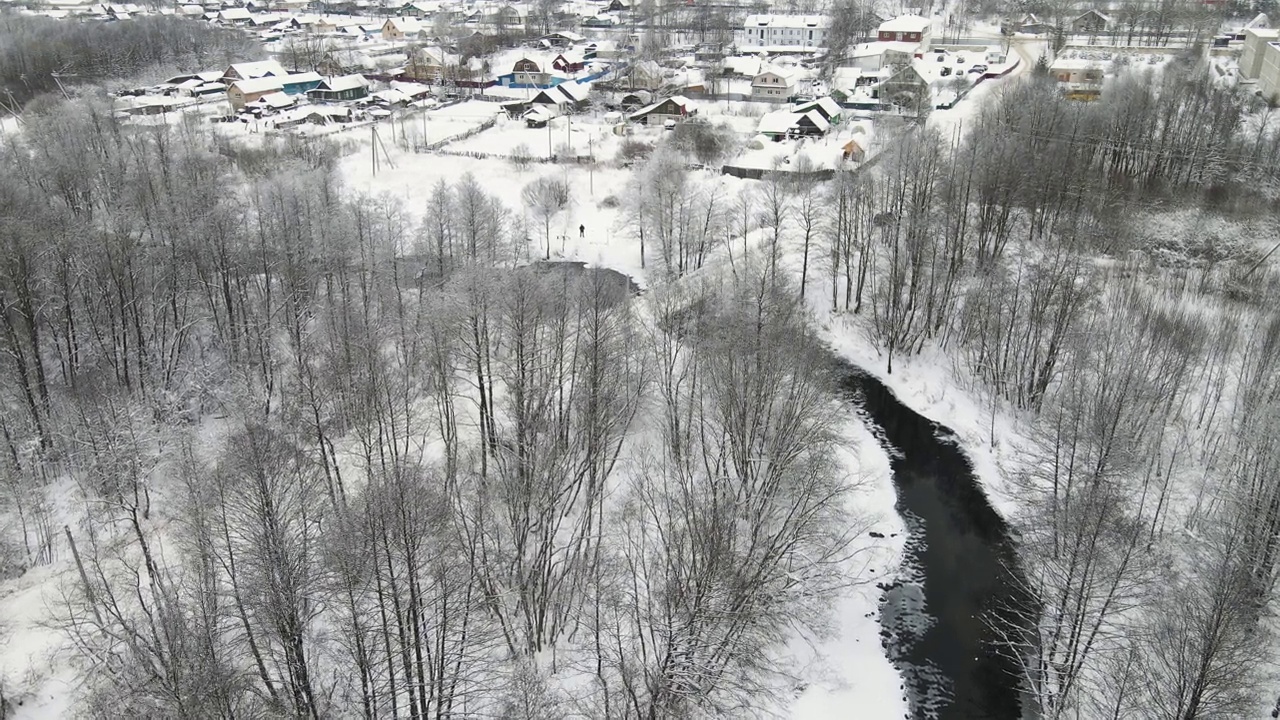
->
[879,15,930,33]
[629,94,692,119]
[372,88,409,103]
[557,80,590,101]
[1074,9,1112,23]
[384,16,423,32]
[308,106,352,118]
[723,55,762,75]
[794,96,842,118]
[287,72,323,85]
[744,13,829,29]
[228,60,286,79]
[526,105,557,121]
[218,7,251,19]
[758,110,800,134]
[248,91,297,109]
[1244,12,1269,29]
[232,76,286,94]
[1050,57,1104,71]
[754,65,798,83]
[317,74,369,92]
[849,41,919,58]
[389,80,434,98]
[543,30,584,41]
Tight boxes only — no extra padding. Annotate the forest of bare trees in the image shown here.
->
[0,14,258,106]
[0,92,879,717]
[607,53,1280,714]
[815,59,1280,717]
[2,17,1280,715]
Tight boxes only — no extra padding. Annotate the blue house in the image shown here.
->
[281,72,324,95]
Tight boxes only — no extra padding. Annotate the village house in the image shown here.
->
[245,91,298,116]
[316,48,377,76]
[222,60,287,84]
[740,14,830,49]
[228,76,285,109]
[552,52,586,73]
[306,74,369,102]
[842,41,919,71]
[499,56,562,87]
[540,30,584,47]
[628,95,695,126]
[757,109,829,140]
[304,106,356,125]
[280,72,324,95]
[397,0,438,18]
[381,16,425,41]
[624,60,666,91]
[1018,13,1052,34]
[879,65,931,113]
[751,66,798,102]
[792,96,843,124]
[163,71,225,87]
[484,4,528,33]
[1071,9,1112,33]
[216,6,252,24]
[404,47,463,83]
[1049,56,1105,100]
[877,15,931,50]
[530,80,590,110]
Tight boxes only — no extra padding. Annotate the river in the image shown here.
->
[544,262,1032,718]
[839,363,1034,720]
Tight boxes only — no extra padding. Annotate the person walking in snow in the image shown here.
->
[579,224,585,238]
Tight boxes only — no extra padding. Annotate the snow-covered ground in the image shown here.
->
[339,127,913,717]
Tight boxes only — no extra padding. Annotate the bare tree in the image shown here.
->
[522,176,572,261]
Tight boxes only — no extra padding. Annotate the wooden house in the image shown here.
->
[628,95,695,125]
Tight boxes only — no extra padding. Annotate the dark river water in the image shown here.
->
[546,262,1034,719]
[838,363,1034,720]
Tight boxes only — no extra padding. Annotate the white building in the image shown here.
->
[740,15,829,50]
[1242,28,1280,80]
[1260,41,1280,102]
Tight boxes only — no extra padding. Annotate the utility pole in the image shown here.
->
[50,71,75,101]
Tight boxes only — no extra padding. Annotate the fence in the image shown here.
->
[721,165,836,181]
[433,148,596,165]
[420,116,497,151]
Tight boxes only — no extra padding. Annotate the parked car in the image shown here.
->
[941,66,952,76]
[968,64,988,74]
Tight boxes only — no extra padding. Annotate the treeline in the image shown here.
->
[0,13,259,105]
[0,101,869,718]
